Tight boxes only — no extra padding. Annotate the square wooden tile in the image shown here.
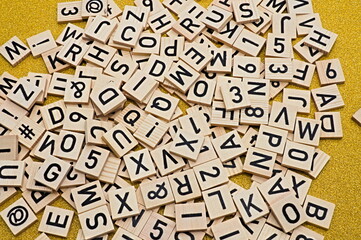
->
[193,159,229,191]
[109,186,139,220]
[303,195,335,229]
[54,130,84,160]
[316,59,345,85]
[243,147,277,178]
[293,117,321,146]
[139,176,175,209]
[211,130,247,162]
[203,184,237,219]
[38,205,74,237]
[211,217,248,240]
[168,169,201,203]
[256,125,288,154]
[139,212,175,240]
[26,30,57,58]
[311,84,344,111]
[0,160,25,187]
[124,148,156,182]
[145,90,179,121]
[0,36,30,66]
[175,202,207,231]
[71,180,107,213]
[75,144,110,178]
[0,197,37,235]
[282,140,315,172]
[134,114,168,149]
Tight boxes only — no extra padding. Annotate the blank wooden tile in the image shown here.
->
[303,195,335,229]
[34,233,51,240]
[211,130,247,162]
[203,184,237,219]
[293,117,321,146]
[316,59,345,85]
[257,223,290,240]
[271,194,307,233]
[0,197,37,235]
[211,217,248,240]
[34,156,71,191]
[109,186,139,220]
[283,88,311,114]
[311,84,344,111]
[134,114,168,149]
[233,28,266,57]
[290,226,324,240]
[0,161,25,187]
[57,39,90,66]
[265,57,293,81]
[78,205,114,239]
[292,59,316,88]
[75,144,109,178]
[193,159,228,191]
[57,1,82,23]
[168,169,201,203]
[233,187,269,223]
[71,180,106,213]
[0,135,18,160]
[303,26,338,54]
[38,205,74,237]
[140,176,175,209]
[0,36,30,66]
[139,212,175,240]
[54,130,84,160]
[282,140,315,172]
[233,56,261,78]
[243,147,277,178]
[315,112,343,138]
[293,37,323,64]
[103,123,138,158]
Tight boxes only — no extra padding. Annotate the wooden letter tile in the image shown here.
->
[202,184,237,219]
[168,169,201,203]
[90,82,126,115]
[145,90,179,121]
[211,217,248,240]
[303,195,335,229]
[0,36,30,66]
[293,117,321,146]
[124,148,156,182]
[303,26,338,54]
[54,130,84,160]
[134,115,168,149]
[311,84,344,111]
[290,226,324,240]
[26,30,57,58]
[282,140,315,172]
[170,130,204,161]
[315,111,343,138]
[0,135,18,160]
[109,186,139,220]
[211,130,247,162]
[71,180,107,213]
[103,123,138,157]
[256,125,288,154]
[78,205,114,239]
[38,206,74,237]
[243,147,277,178]
[233,187,269,223]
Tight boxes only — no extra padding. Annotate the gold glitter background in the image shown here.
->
[0,0,360,239]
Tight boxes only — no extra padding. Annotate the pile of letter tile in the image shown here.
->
[0,0,344,239]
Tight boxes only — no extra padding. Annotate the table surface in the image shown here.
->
[0,0,360,239]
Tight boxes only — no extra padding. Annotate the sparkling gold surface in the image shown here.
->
[0,0,360,239]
